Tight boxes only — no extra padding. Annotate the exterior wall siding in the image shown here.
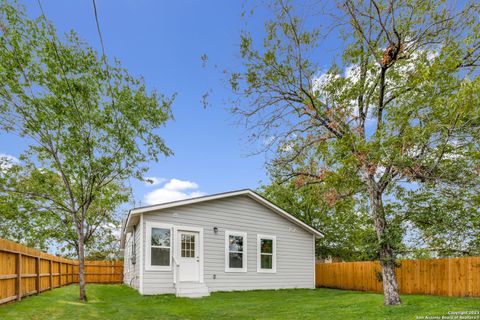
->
[134,225,141,289]
[123,233,133,285]
[140,195,315,294]
[123,226,140,289]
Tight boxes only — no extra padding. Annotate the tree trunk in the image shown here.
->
[380,247,401,305]
[369,186,401,305]
[77,224,87,301]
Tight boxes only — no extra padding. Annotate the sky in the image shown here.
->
[0,0,282,209]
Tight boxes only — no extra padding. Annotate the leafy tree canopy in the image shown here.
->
[231,0,480,304]
[0,0,174,300]
[260,182,379,261]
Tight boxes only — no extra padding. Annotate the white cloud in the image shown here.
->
[143,178,206,205]
[0,153,19,172]
[144,176,165,186]
[163,178,198,191]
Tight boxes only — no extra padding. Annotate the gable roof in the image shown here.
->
[120,189,323,248]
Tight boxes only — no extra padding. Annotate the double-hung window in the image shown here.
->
[146,222,172,271]
[257,235,276,273]
[225,230,247,272]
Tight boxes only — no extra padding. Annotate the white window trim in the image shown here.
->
[225,230,247,273]
[145,221,174,271]
[257,234,276,273]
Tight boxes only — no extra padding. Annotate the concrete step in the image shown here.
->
[176,282,206,289]
[175,282,209,298]
[177,292,209,298]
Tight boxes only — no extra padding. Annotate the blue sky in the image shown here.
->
[1,1,282,207]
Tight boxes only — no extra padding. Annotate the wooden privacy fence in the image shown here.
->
[0,238,123,305]
[316,256,480,297]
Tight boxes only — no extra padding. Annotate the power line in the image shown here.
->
[92,0,116,109]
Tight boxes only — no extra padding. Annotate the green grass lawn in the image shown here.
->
[0,285,478,320]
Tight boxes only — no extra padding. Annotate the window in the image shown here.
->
[225,230,247,272]
[181,234,196,258]
[146,222,172,270]
[257,235,276,273]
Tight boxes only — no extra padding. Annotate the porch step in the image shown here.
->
[175,281,209,298]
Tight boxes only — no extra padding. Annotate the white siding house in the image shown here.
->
[120,189,322,297]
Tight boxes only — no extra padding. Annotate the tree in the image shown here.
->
[260,180,379,262]
[0,171,56,251]
[0,1,173,301]
[1,157,126,259]
[0,159,125,260]
[399,182,480,257]
[230,0,480,305]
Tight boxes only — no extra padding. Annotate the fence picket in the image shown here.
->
[316,257,480,297]
[0,238,123,305]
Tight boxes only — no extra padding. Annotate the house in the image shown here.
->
[120,189,323,298]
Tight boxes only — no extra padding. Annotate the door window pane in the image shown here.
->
[181,234,196,258]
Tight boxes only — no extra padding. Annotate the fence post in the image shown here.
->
[16,253,22,301]
[36,257,40,294]
[59,262,62,287]
[448,258,452,297]
[49,259,53,290]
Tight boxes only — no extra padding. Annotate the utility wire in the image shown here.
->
[92,0,116,109]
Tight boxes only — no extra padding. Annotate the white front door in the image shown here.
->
[177,231,200,282]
